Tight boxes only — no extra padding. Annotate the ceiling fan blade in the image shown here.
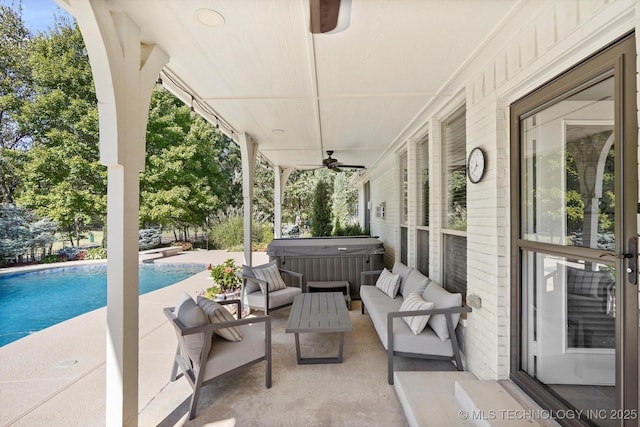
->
[339,164,366,169]
[310,0,341,34]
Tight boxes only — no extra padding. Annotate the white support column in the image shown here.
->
[274,166,293,238]
[68,1,168,425]
[239,133,257,265]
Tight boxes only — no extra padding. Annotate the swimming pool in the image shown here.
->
[0,263,206,346]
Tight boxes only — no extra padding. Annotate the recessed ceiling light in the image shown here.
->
[272,129,285,134]
[195,9,225,27]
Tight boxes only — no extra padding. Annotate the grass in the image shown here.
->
[51,230,105,251]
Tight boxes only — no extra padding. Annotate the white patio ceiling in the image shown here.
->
[99,0,518,170]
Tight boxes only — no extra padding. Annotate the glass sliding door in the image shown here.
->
[511,35,638,426]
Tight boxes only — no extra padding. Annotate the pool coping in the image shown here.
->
[0,249,269,426]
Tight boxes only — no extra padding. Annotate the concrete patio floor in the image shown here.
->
[0,249,269,426]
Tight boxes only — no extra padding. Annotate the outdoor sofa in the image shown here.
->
[360,261,471,384]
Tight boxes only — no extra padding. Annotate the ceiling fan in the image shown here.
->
[321,151,365,172]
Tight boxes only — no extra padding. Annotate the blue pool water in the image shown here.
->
[0,263,206,346]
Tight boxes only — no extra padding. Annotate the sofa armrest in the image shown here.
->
[386,305,472,383]
[361,269,383,286]
[280,268,303,288]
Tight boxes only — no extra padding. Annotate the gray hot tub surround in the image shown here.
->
[267,236,385,299]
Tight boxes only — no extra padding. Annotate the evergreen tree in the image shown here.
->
[311,179,332,236]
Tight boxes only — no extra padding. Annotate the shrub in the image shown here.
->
[40,254,60,264]
[84,247,107,259]
[209,208,273,251]
[171,241,193,251]
[139,228,162,250]
[57,246,84,261]
[208,259,242,292]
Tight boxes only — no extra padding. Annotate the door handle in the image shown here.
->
[598,237,637,285]
[627,236,637,285]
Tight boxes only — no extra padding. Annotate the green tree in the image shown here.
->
[311,178,332,236]
[252,155,274,221]
[16,21,106,246]
[331,171,357,234]
[0,203,57,264]
[0,3,33,203]
[141,87,239,238]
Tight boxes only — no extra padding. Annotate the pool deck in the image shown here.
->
[0,249,269,427]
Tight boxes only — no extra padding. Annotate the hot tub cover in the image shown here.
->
[267,237,385,257]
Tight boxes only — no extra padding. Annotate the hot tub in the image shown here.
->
[267,236,385,299]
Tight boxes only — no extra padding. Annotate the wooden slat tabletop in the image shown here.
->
[286,292,353,333]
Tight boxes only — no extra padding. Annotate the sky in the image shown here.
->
[20,0,71,33]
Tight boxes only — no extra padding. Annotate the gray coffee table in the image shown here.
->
[285,292,353,364]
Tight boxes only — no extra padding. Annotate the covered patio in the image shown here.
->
[27,0,640,425]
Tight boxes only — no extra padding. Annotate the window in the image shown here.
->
[399,151,408,264]
[417,134,429,226]
[416,134,429,276]
[442,106,467,296]
[400,151,408,225]
[443,107,467,231]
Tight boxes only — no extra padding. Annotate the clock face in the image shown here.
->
[467,148,485,183]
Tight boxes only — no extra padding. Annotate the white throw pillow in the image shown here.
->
[375,268,400,298]
[197,296,242,342]
[400,293,435,335]
[252,261,287,292]
[175,292,208,364]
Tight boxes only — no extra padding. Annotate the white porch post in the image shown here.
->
[68,1,168,425]
[274,166,293,238]
[239,133,257,265]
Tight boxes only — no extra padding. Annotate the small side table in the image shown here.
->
[306,281,351,310]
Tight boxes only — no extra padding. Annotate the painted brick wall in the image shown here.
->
[365,0,637,381]
[369,156,399,268]
[464,0,637,380]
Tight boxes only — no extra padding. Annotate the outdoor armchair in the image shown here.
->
[240,260,303,315]
[164,295,272,420]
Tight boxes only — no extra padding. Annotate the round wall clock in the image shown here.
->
[467,147,485,184]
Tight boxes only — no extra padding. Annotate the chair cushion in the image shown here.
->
[392,260,414,296]
[401,269,431,297]
[246,286,302,309]
[375,268,400,298]
[202,322,267,382]
[400,292,435,335]
[197,296,242,342]
[423,282,462,341]
[175,292,208,365]
[250,261,287,292]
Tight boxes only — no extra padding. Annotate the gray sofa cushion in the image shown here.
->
[402,269,430,297]
[392,260,414,296]
[423,282,462,341]
[360,285,452,356]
